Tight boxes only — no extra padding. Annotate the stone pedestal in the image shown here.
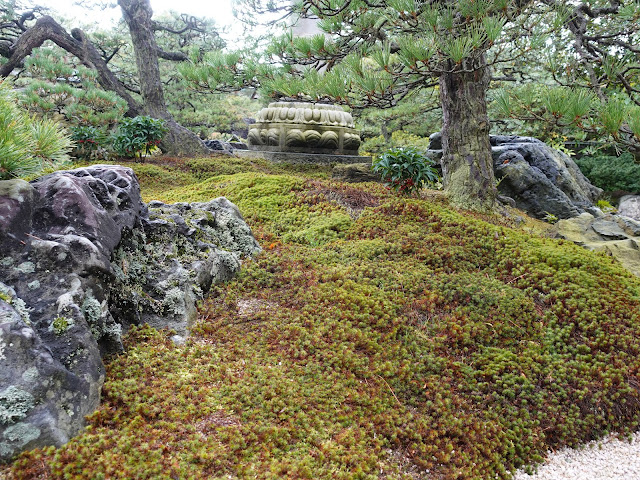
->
[248,102,362,155]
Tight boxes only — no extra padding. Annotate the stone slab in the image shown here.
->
[236,149,371,165]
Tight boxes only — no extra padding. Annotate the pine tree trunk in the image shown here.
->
[118,0,208,156]
[439,51,497,211]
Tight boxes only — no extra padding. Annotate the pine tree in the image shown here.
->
[199,0,640,210]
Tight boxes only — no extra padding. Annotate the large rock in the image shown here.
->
[619,195,640,222]
[427,134,602,219]
[552,213,640,277]
[111,198,261,337]
[0,165,260,462]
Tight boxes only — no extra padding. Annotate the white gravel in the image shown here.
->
[513,431,640,479]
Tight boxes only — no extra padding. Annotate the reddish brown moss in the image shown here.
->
[4,158,640,479]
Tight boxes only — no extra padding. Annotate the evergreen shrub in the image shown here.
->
[20,48,126,128]
[111,116,168,160]
[70,125,110,161]
[0,80,72,180]
[574,153,640,193]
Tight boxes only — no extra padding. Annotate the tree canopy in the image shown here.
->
[183,0,640,209]
[0,0,230,155]
[1,0,639,205]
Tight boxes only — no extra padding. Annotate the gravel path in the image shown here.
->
[513,432,640,479]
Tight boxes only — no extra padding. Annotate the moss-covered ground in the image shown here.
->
[4,155,640,479]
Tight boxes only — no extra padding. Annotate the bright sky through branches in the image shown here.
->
[38,0,240,39]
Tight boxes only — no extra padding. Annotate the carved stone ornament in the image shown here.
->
[248,102,361,154]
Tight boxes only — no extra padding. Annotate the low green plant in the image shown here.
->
[596,199,617,213]
[111,116,168,160]
[543,211,559,224]
[575,153,640,193]
[50,316,73,336]
[70,125,110,161]
[372,146,440,195]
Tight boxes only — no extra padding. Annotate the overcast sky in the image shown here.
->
[39,0,241,38]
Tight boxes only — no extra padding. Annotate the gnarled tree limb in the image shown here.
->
[0,15,141,116]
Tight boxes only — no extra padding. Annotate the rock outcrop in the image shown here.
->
[619,195,640,222]
[0,165,260,462]
[552,212,640,277]
[427,134,602,219]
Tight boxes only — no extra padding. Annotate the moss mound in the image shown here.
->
[4,156,640,479]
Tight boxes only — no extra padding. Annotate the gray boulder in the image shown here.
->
[0,165,260,462]
[1,284,97,462]
[619,195,640,222]
[111,198,261,338]
[428,133,602,219]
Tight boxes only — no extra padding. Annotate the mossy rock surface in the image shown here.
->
[3,156,640,479]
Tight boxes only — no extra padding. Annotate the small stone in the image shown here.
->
[331,163,379,183]
[591,219,629,240]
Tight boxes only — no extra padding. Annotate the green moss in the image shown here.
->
[50,316,73,336]
[7,157,640,479]
[0,283,31,325]
[282,212,353,246]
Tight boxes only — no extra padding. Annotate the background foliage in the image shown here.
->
[575,153,640,193]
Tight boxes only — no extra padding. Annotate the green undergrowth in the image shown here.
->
[5,155,640,479]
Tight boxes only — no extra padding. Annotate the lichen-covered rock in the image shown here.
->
[0,285,97,462]
[427,133,602,219]
[0,166,260,462]
[552,213,640,277]
[111,198,261,337]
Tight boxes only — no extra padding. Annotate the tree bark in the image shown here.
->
[118,0,208,156]
[0,16,141,117]
[439,52,497,211]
